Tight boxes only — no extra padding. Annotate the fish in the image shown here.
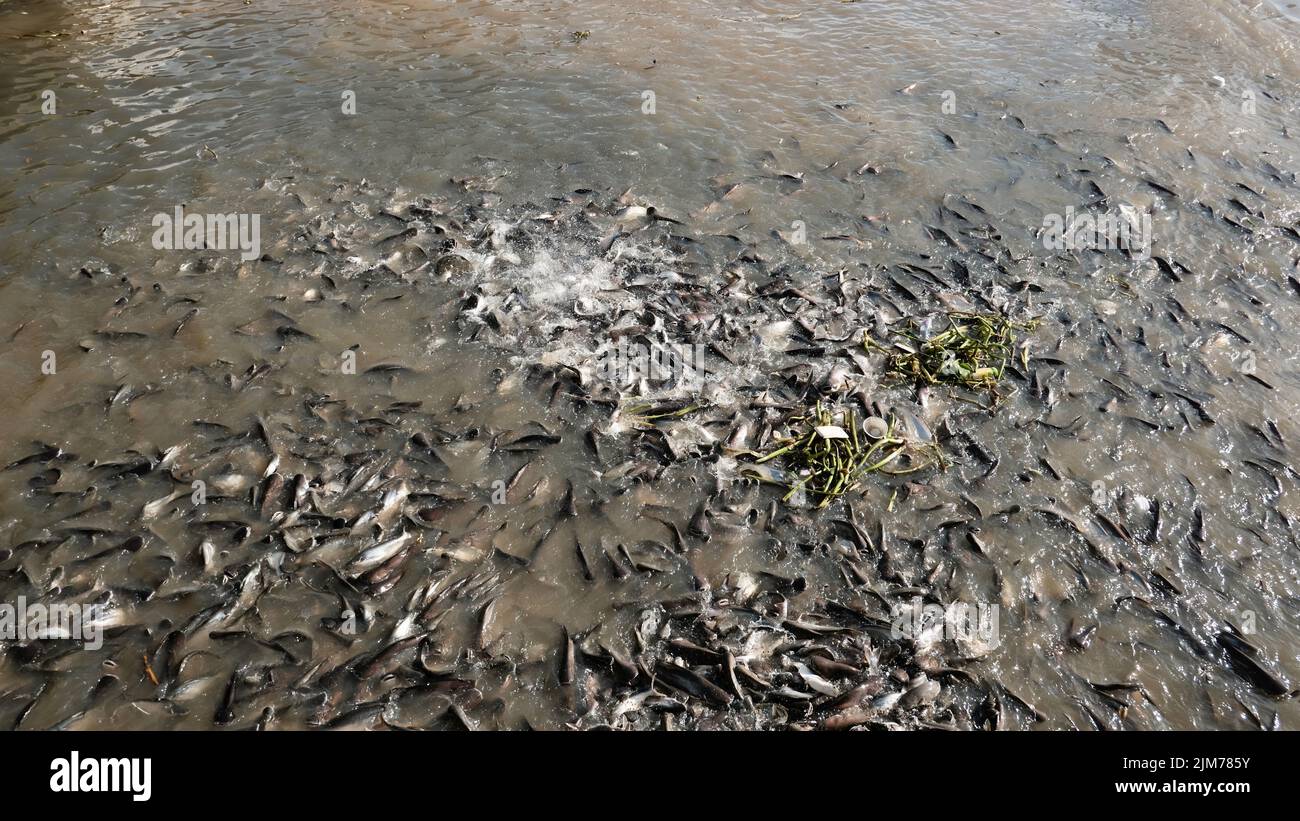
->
[346,532,414,577]
[1217,629,1290,696]
[654,661,733,707]
[559,627,576,685]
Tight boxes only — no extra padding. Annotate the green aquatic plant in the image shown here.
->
[622,400,702,427]
[866,311,1036,394]
[744,402,944,509]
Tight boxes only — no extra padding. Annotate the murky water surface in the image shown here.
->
[1,0,1299,730]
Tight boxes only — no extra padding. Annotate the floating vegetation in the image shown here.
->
[744,403,945,509]
[866,311,1037,395]
[622,400,703,428]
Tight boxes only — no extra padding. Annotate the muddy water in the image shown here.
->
[1,0,1299,730]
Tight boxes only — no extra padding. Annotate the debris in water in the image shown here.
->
[866,311,1036,398]
[746,402,945,509]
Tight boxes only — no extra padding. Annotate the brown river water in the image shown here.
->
[1,0,1299,730]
